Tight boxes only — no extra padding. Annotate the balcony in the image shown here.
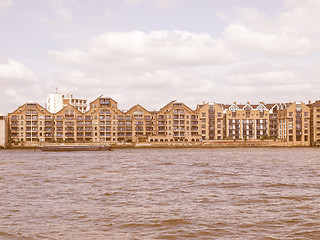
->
[11,127,19,132]
[65,115,74,120]
[11,121,19,126]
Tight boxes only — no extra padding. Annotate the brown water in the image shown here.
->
[0,148,320,240]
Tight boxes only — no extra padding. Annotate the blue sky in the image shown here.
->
[1,0,320,114]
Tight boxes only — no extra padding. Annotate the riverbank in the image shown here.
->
[3,139,310,149]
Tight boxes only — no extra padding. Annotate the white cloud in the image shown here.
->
[0,0,13,10]
[0,57,47,113]
[47,0,75,22]
[223,2,320,57]
[0,57,38,83]
[218,61,318,103]
[48,30,238,70]
[124,0,180,8]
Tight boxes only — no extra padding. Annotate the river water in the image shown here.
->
[0,148,320,240]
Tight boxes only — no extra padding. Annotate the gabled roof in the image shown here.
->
[228,103,239,111]
[89,95,118,105]
[125,104,152,114]
[55,104,82,115]
[255,103,268,111]
[10,103,50,115]
[242,103,253,110]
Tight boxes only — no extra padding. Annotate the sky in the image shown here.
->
[1,0,320,114]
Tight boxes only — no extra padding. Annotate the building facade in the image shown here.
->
[7,97,320,147]
[46,93,63,113]
[0,115,8,148]
[278,102,310,146]
[308,100,320,146]
[46,93,87,113]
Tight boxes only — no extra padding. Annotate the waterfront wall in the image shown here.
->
[7,139,293,149]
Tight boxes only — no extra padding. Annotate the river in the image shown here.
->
[0,148,320,239]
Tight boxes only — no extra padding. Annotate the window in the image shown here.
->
[304,112,308,117]
[202,112,206,117]
[289,112,293,117]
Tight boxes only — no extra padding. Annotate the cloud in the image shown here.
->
[47,0,75,22]
[0,57,39,83]
[124,0,180,8]
[0,0,13,10]
[223,2,320,57]
[218,62,318,103]
[0,57,48,113]
[48,30,238,70]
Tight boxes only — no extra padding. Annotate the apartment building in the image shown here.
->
[222,102,270,140]
[195,103,225,140]
[278,102,310,146]
[149,100,202,142]
[267,103,280,139]
[308,100,320,146]
[8,103,53,144]
[46,93,63,113]
[63,94,87,113]
[47,93,87,113]
[7,97,319,146]
[0,115,8,148]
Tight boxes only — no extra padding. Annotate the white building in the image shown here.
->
[0,116,8,148]
[46,93,63,113]
[46,93,87,113]
[63,94,87,113]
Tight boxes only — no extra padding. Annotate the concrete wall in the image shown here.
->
[0,116,8,148]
